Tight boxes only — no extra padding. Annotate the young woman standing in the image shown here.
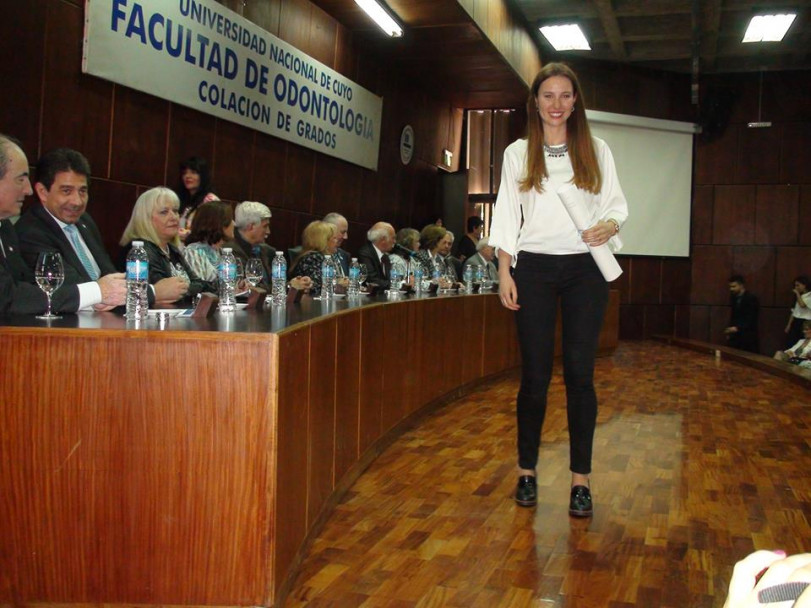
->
[489,63,629,516]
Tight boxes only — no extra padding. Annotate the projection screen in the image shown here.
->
[587,110,698,257]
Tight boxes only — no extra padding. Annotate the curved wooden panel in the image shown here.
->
[0,292,617,607]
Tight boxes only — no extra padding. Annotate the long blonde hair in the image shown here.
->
[119,187,181,248]
[293,220,335,267]
[519,63,601,195]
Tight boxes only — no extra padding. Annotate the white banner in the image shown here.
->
[83,0,383,170]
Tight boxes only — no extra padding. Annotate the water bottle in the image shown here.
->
[218,247,237,313]
[320,254,335,300]
[389,262,404,291]
[125,240,149,320]
[414,264,424,297]
[463,264,474,294]
[476,263,487,290]
[347,257,360,297]
[271,251,287,306]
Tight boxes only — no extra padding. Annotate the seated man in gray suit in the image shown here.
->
[16,147,183,306]
[462,236,499,286]
[0,135,125,314]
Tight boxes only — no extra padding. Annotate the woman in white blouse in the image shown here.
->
[489,63,628,516]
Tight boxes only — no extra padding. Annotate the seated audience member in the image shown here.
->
[443,230,462,281]
[289,220,341,294]
[723,550,811,608]
[456,216,484,262]
[323,212,350,276]
[0,135,124,313]
[174,156,219,241]
[784,275,811,348]
[462,236,499,284]
[774,320,811,368]
[724,274,759,353]
[356,222,396,290]
[183,201,234,283]
[119,187,215,302]
[415,224,455,282]
[396,227,420,255]
[228,201,311,292]
[13,145,127,311]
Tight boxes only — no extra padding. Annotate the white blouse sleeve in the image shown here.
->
[488,142,525,259]
[595,139,629,252]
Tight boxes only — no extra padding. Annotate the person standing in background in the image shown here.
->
[725,274,760,353]
[174,156,219,241]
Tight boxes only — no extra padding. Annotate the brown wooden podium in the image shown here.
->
[0,291,617,607]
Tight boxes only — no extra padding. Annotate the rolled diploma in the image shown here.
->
[557,183,623,282]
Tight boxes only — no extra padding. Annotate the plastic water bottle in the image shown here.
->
[389,263,404,292]
[218,247,237,313]
[320,254,335,300]
[125,240,149,320]
[475,264,486,289]
[347,257,360,297]
[463,264,474,293]
[271,251,287,306]
[414,265,424,297]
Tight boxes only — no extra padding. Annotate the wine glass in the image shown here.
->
[357,263,368,286]
[245,258,263,288]
[35,251,64,320]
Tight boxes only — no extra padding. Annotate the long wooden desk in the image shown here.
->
[0,291,618,607]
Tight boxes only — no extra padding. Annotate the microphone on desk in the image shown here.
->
[392,243,416,258]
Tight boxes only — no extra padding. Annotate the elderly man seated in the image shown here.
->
[462,236,499,287]
[356,222,396,290]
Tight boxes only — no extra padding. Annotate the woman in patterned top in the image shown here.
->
[289,221,340,294]
[183,201,235,284]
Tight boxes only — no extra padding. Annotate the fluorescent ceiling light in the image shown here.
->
[539,24,591,51]
[354,0,403,37]
[742,13,796,42]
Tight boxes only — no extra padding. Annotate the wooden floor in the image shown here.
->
[283,341,811,608]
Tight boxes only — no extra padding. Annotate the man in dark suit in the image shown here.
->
[356,222,396,289]
[228,201,313,293]
[229,201,276,287]
[323,212,350,276]
[725,274,760,353]
[0,136,124,314]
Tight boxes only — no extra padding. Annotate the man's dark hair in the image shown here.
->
[467,216,484,232]
[794,275,810,290]
[0,134,24,180]
[729,274,745,284]
[35,148,91,190]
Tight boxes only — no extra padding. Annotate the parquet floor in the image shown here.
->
[283,341,811,607]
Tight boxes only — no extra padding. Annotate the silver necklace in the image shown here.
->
[543,142,568,157]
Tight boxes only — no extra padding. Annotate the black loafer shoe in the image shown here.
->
[569,485,593,517]
[515,475,537,507]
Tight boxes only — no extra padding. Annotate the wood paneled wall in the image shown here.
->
[689,71,811,356]
[0,0,463,260]
[457,0,542,86]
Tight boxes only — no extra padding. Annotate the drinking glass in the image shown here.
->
[35,251,64,320]
[357,264,368,286]
[245,258,263,288]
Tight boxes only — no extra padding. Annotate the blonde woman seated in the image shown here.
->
[182,201,235,283]
[774,320,811,368]
[289,220,344,294]
[120,187,217,303]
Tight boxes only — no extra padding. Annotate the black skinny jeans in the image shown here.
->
[513,252,609,475]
